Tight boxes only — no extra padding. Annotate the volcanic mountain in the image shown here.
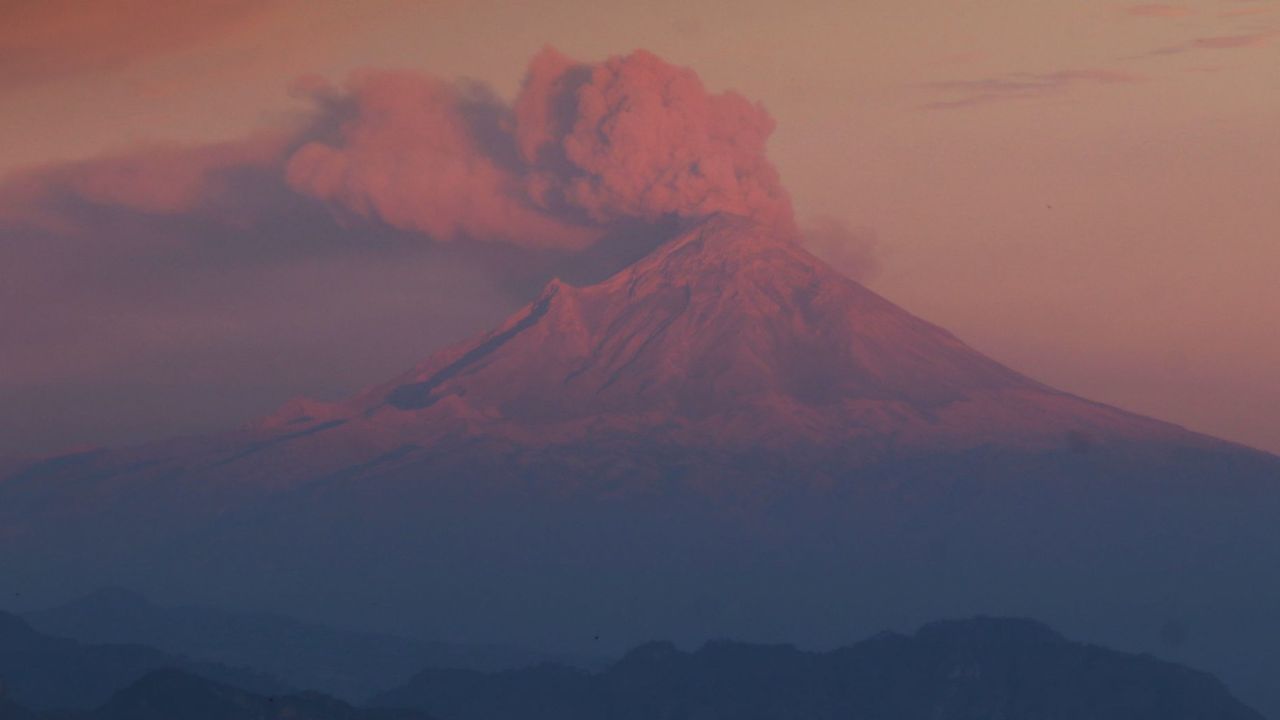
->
[2,215,1279,714]
[257,213,1207,453]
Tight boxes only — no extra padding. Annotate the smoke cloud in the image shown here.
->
[286,48,796,246]
[515,48,796,236]
[5,47,794,251]
[801,216,880,282]
[284,70,597,250]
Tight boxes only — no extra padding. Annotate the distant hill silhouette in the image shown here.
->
[373,617,1265,720]
[0,611,285,711]
[72,669,435,720]
[23,588,601,702]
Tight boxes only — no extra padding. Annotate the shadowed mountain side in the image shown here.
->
[372,617,1264,720]
[23,588,604,703]
[0,611,286,711]
[0,700,39,720]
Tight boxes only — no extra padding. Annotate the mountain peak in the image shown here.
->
[524,213,795,319]
[325,214,1190,450]
[589,212,810,298]
[645,211,791,256]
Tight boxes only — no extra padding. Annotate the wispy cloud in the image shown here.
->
[1220,5,1274,17]
[1124,4,1195,18]
[920,69,1144,110]
[801,217,879,283]
[1147,29,1280,55]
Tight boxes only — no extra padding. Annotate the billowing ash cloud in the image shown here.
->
[286,48,796,246]
[284,70,597,250]
[514,48,796,237]
[5,47,794,251]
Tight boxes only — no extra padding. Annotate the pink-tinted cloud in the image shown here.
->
[516,48,796,237]
[1125,4,1195,18]
[68,135,287,214]
[7,47,793,251]
[1148,29,1280,55]
[513,47,590,170]
[286,48,796,246]
[921,69,1144,110]
[1219,6,1274,18]
[1191,31,1279,47]
[285,70,597,250]
[0,132,289,236]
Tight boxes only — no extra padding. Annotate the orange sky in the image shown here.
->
[2,0,1277,454]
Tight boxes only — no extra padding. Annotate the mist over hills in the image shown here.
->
[22,588,601,703]
[371,617,1265,720]
[2,215,1279,714]
[0,610,283,711]
[0,617,1263,719]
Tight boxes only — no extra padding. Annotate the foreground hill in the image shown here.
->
[373,617,1264,720]
[3,215,1278,714]
[0,611,283,711]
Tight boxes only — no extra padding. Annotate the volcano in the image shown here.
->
[3,215,1279,714]
[254,213,1218,454]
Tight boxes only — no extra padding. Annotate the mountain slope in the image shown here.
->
[372,617,1265,720]
[271,213,1213,452]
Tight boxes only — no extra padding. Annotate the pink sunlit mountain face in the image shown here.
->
[2,214,1279,712]
[255,213,1207,456]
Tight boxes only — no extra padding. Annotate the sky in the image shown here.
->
[1,0,1277,456]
